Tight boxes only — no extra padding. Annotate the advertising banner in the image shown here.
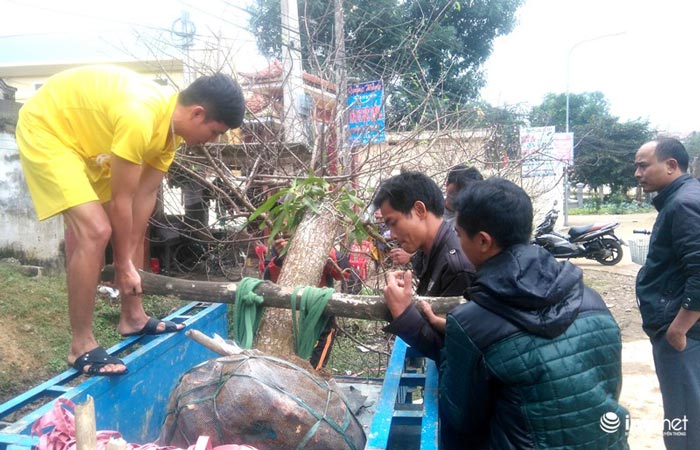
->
[520,126,556,178]
[520,127,574,178]
[553,132,574,163]
[347,80,386,146]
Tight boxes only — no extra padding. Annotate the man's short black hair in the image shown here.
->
[178,73,246,129]
[372,171,444,216]
[454,177,532,249]
[655,137,689,172]
[446,164,484,190]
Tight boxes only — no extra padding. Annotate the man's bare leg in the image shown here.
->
[63,203,126,374]
[116,250,184,335]
[99,204,184,336]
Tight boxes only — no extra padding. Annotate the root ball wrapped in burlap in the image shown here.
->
[158,353,366,450]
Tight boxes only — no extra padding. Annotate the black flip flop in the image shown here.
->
[72,346,128,376]
[120,317,182,337]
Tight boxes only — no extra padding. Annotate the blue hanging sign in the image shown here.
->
[347,80,386,146]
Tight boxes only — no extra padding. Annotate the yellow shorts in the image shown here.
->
[16,114,111,221]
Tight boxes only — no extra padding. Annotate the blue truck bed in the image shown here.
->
[0,302,438,450]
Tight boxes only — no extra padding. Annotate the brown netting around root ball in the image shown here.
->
[157,352,366,450]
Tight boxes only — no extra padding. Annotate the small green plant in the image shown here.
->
[248,174,366,245]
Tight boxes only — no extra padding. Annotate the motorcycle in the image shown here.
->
[533,203,625,266]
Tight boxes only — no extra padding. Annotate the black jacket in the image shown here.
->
[636,174,700,339]
[384,220,473,354]
[440,244,627,449]
[413,220,474,297]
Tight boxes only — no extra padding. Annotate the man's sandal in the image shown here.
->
[72,346,128,376]
[120,317,182,337]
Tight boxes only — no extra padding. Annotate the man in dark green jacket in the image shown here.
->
[385,178,628,449]
[634,137,700,449]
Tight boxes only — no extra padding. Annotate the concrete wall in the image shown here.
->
[0,101,21,118]
[0,131,64,268]
[358,128,565,218]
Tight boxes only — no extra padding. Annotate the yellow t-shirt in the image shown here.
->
[16,65,182,219]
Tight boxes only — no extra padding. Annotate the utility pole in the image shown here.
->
[334,0,349,175]
[280,0,306,145]
[171,10,196,85]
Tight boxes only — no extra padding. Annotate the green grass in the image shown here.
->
[569,200,655,215]
[327,317,392,379]
[0,262,183,402]
[0,260,392,404]
[0,261,391,402]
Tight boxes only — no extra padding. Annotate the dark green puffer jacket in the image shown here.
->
[439,244,628,449]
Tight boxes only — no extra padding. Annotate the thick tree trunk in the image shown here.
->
[101,267,465,319]
[255,205,340,359]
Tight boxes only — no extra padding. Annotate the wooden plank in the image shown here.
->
[75,396,96,450]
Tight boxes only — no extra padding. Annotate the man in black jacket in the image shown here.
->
[634,137,700,449]
[388,165,483,264]
[384,178,628,449]
[444,164,483,221]
[372,172,473,345]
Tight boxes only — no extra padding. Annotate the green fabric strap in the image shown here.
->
[290,285,334,359]
[234,277,265,349]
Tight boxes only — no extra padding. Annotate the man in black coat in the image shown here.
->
[372,171,473,346]
[635,137,700,449]
[384,178,628,449]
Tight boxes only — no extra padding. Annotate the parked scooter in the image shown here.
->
[533,202,625,266]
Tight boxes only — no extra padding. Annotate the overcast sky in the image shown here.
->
[481,0,700,134]
[0,0,262,69]
[2,0,698,134]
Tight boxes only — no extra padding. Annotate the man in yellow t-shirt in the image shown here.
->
[16,65,246,376]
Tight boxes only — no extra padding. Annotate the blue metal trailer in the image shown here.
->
[0,302,438,450]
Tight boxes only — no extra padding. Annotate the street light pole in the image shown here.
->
[564,31,625,226]
[281,0,305,145]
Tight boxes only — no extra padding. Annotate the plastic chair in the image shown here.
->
[348,241,369,280]
[254,244,268,276]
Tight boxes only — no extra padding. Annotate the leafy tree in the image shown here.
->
[681,131,700,177]
[474,103,528,168]
[572,117,653,195]
[249,0,523,128]
[682,131,700,159]
[530,92,654,195]
[530,91,610,132]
